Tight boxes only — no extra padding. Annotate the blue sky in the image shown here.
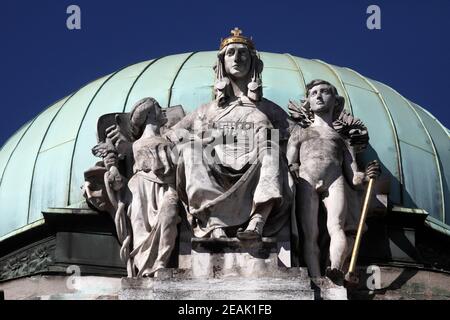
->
[1,0,449,145]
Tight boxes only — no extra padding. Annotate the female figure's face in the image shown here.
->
[144,103,167,127]
[223,43,252,79]
[147,104,160,125]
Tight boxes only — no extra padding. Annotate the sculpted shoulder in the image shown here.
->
[190,101,223,123]
[288,124,303,144]
[171,101,218,132]
[258,98,291,140]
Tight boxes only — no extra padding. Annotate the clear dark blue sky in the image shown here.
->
[1,0,449,146]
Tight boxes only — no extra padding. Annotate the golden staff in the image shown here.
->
[345,177,376,285]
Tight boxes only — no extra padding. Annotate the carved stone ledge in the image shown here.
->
[0,237,55,281]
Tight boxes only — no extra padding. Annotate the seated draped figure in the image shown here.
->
[164,28,293,241]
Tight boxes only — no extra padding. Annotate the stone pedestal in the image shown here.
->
[185,237,283,278]
[118,268,347,300]
[119,237,347,300]
[119,268,314,300]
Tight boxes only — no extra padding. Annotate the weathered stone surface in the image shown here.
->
[188,237,281,278]
[117,266,353,300]
[3,266,450,300]
[0,275,121,300]
[311,277,348,300]
[348,265,450,300]
[119,268,314,300]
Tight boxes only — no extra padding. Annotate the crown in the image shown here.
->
[220,28,255,50]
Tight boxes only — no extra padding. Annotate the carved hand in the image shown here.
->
[105,124,130,156]
[365,160,381,181]
[348,128,369,152]
[92,140,116,158]
[107,166,124,191]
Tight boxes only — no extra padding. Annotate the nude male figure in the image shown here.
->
[287,80,379,282]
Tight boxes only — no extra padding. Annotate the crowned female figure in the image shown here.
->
[168,29,292,240]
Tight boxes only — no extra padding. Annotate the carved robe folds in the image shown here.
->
[172,98,292,238]
[127,136,180,277]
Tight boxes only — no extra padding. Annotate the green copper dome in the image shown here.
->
[0,51,449,240]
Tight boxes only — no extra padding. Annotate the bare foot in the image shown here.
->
[325,267,344,286]
[236,216,263,241]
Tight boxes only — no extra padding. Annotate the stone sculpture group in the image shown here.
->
[83,28,380,284]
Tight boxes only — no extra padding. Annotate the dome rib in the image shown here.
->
[167,52,198,107]
[313,59,354,115]
[0,95,70,189]
[122,59,160,112]
[0,121,34,186]
[168,51,217,112]
[0,95,69,188]
[412,103,450,226]
[0,121,30,154]
[26,91,79,223]
[122,53,194,113]
[28,74,116,223]
[66,70,124,205]
[0,98,70,235]
[420,105,450,139]
[400,96,445,221]
[372,80,442,217]
[284,53,307,88]
[345,68,405,198]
